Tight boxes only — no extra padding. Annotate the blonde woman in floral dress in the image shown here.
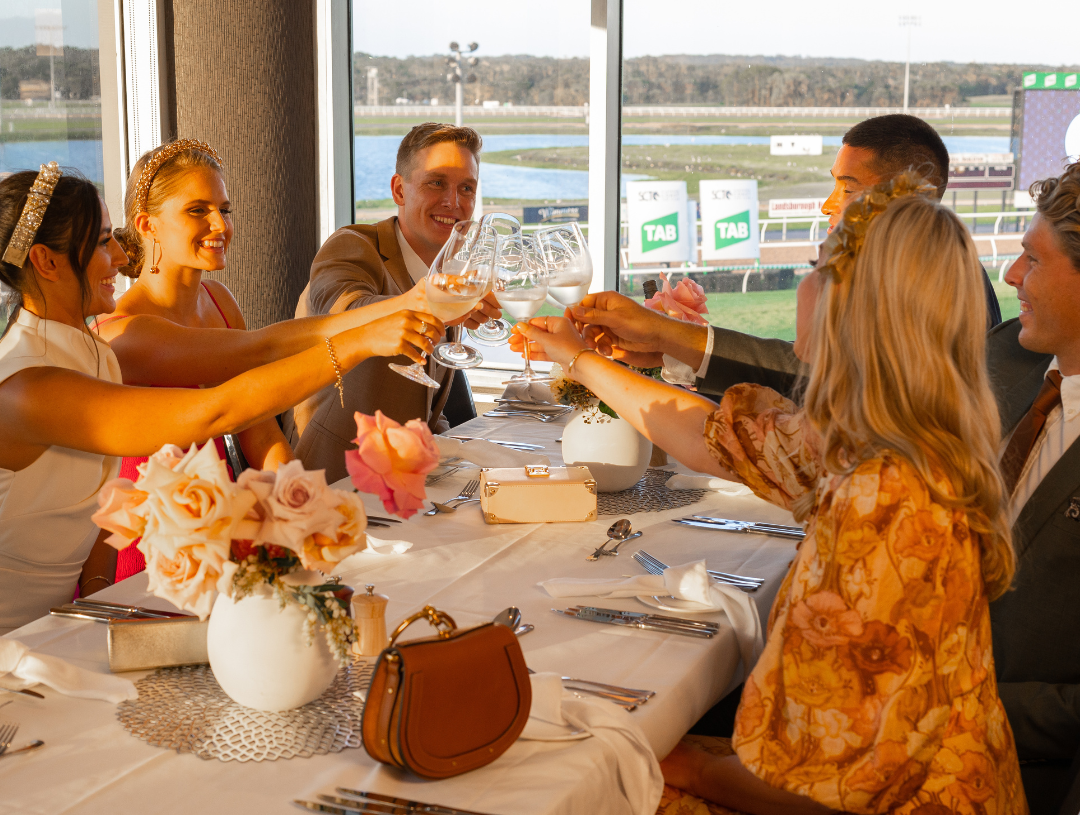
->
[512,176,1027,814]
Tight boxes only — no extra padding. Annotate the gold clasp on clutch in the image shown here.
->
[485,480,500,497]
[525,465,550,478]
[388,605,458,645]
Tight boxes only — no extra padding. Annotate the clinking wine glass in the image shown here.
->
[466,212,520,346]
[535,222,592,309]
[496,234,554,384]
[388,220,490,388]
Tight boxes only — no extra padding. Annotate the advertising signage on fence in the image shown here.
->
[626,180,693,264]
[769,135,823,156]
[699,180,760,261]
[522,205,588,225]
[1023,72,1079,90]
[768,198,826,218]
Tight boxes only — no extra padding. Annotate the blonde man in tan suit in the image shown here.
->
[285,123,500,481]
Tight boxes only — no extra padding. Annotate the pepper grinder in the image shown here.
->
[352,584,389,657]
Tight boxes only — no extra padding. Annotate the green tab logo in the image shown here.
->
[714,210,751,249]
[642,212,679,253]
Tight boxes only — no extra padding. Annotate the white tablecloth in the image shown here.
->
[0,414,801,815]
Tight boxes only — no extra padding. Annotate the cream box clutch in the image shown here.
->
[107,617,209,672]
[479,465,597,524]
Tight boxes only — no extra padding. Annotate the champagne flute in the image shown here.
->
[388,220,488,387]
[496,234,553,384]
[535,222,593,309]
[466,213,520,346]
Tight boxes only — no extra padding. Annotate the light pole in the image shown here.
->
[446,41,478,127]
[899,16,921,113]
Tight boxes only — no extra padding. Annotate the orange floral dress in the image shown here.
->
[704,384,1027,815]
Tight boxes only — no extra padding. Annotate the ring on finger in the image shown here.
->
[419,321,428,336]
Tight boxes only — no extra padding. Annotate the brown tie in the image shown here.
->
[1000,370,1064,495]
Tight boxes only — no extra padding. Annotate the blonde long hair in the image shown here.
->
[803,176,1014,599]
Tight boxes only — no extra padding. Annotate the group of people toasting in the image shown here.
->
[1,112,1078,814]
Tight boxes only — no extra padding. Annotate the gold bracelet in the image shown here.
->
[81,575,112,592]
[567,348,595,378]
[325,337,345,408]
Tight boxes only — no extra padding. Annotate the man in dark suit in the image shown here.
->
[577,163,1080,813]
[284,123,499,481]
[572,115,1002,397]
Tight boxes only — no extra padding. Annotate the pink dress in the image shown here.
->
[95,283,237,582]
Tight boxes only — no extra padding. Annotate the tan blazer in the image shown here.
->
[283,216,452,482]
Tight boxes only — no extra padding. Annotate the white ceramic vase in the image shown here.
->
[206,587,339,712]
[561,408,652,493]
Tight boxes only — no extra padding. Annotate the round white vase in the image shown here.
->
[206,587,340,712]
[561,409,652,493]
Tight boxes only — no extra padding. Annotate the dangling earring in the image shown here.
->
[149,239,161,275]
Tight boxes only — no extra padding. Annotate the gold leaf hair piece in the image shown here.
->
[134,139,223,213]
[817,171,938,283]
[2,162,63,267]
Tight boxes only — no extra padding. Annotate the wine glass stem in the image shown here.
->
[522,334,535,378]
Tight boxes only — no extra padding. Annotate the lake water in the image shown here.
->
[3,134,1012,203]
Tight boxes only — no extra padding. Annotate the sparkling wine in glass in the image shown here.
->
[467,213,519,346]
[388,220,488,387]
[495,234,553,384]
[535,222,593,309]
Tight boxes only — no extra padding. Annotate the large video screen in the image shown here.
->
[1015,90,1080,191]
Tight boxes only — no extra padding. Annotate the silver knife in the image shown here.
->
[555,608,715,638]
[689,516,805,535]
[294,801,359,815]
[673,519,805,539]
[336,789,496,815]
[73,598,185,618]
[574,606,720,631]
[366,515,402,524]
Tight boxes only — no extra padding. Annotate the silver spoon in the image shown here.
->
[493,606,523,630]
[587,519,632,561]
[602,531,642,557]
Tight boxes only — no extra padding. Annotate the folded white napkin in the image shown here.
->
[540,561,763,681]
[0,638,137,703]
[362,536,413,555]
[521,672,662,814]
[665,473,752,495]
[499,381,556,405]
[433,435,549,468]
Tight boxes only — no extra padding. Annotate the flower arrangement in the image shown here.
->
[345,410,440,519]
[550,362,664,423]
[92,443,366,663]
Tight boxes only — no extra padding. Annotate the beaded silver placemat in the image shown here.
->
[597,468,708,515]
[116,660,375,762]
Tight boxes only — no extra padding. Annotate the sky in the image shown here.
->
[0,0,98,49]
[352,0,1078,66]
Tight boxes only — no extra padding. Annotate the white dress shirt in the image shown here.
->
[1008,357,1080,524]
[660,326,714,386]
[395,221,429,284]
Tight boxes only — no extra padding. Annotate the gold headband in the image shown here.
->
[134,139,223,213]
[2,162,63,268]
[818,171,938,283]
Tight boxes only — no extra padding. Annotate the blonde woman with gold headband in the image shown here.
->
[512,175,1027,813]
[94,140,431,583]
[0,166,440,634]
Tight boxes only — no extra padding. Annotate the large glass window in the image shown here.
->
[0,1,105,188]
[619,0,1077,339]
[350,0,590,381]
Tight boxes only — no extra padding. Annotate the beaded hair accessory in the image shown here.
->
[817,170,938,283]
[2,162,63,267]
[134,139,223,213]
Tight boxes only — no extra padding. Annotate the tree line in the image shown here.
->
[354,52,1079,108]
[0,46,100,101]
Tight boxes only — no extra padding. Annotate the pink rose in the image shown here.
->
[644,272,709,325]
[92,479,148,549]
[345,411,439,518]
[237,462,348,555]
[296,490,368,572]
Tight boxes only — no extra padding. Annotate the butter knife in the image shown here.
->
[336,789,496,815]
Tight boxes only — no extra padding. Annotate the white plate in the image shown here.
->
[636,595,720,615]
[519,719,590,741]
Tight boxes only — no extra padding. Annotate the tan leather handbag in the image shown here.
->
[361,606,532,779]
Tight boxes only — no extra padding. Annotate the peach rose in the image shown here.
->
[237,462,344,554]
[345,411,440,518]
[296,490,368,572]
[92,478,148,549]
[142,541,236,619]
[643,272,709,325]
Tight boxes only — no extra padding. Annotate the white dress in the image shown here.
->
[0,310,121,634]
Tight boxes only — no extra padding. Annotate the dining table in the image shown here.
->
[0,410,803,815]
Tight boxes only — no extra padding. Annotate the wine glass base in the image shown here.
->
[466,319,513,346]
[388,362,440,388]
[432,343,483,370]
[502,372,555,385]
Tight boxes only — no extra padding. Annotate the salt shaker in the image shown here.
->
[352,584,389,657]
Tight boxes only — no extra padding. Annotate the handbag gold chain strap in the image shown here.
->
[387,605,458,648]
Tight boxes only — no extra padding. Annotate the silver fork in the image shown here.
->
[0,721,19,756]
[635,550,762,592]
[423,479,480,516]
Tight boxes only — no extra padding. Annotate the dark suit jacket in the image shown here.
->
[282,217,455,483]
[698,316,1080,808]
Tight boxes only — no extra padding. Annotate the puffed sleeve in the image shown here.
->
[702,383,821,512]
